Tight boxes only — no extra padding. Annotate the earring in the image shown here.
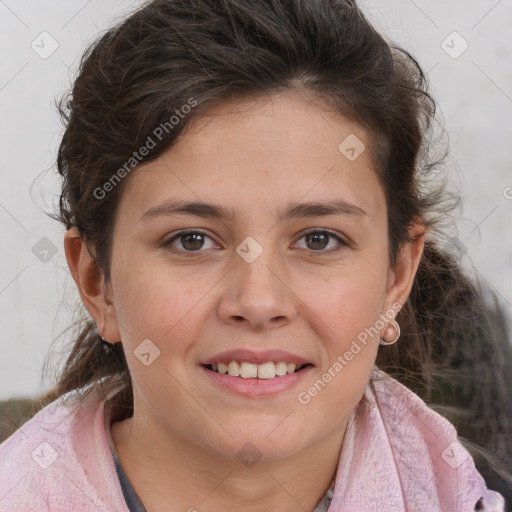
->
[379,320,400,346]
[99,325,113,347]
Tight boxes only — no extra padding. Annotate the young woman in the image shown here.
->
[0,0,510,510]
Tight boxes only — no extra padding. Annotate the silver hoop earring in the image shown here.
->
[379,320,400,346]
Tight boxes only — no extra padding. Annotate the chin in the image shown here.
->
[204,425,306,463]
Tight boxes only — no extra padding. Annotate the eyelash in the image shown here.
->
[162,228,348,256]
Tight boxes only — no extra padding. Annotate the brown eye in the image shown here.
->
[164,230,218,254]
[295,230,347,252]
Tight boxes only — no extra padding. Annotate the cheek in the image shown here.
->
[308,257,389,336]
[299,257,389,408]
[110,261,208,350]
[110,268,208,405]
[296,271,386,427]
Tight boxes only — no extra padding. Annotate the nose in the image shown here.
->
[217,245,297,331]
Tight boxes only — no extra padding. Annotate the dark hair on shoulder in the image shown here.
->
[45,0,512,501]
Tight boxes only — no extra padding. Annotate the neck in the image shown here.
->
[110,408,347,512]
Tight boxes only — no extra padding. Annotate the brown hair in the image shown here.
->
[46,0,511,501]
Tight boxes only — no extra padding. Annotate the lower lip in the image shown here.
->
[200,365,314,398]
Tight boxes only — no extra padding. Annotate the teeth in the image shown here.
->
[227,361,240,377]
[275,361,288,376]
[240,362,258,378]
[211,361,304,379]
[257,362,275,379]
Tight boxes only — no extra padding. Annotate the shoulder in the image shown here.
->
[0,386,127,512]
[363,368,505,511]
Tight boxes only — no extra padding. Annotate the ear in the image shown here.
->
[383,219,426,315]
[63,227,122,343]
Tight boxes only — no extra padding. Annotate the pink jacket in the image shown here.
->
[0,369,506,511]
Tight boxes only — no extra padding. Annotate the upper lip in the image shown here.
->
[201,349,312,366]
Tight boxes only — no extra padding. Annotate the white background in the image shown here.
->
[0,0,511,400]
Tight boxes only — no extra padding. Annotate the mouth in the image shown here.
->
[200,349,314,396]
[203,361,313,380]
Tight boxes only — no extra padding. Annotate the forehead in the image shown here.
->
[175,92,370,161]
[118,92,385,224]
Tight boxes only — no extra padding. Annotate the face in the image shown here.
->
[92,93,414,461]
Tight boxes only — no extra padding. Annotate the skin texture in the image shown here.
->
[64,92,425,512]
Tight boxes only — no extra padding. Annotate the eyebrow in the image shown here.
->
[140,199,368,222]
